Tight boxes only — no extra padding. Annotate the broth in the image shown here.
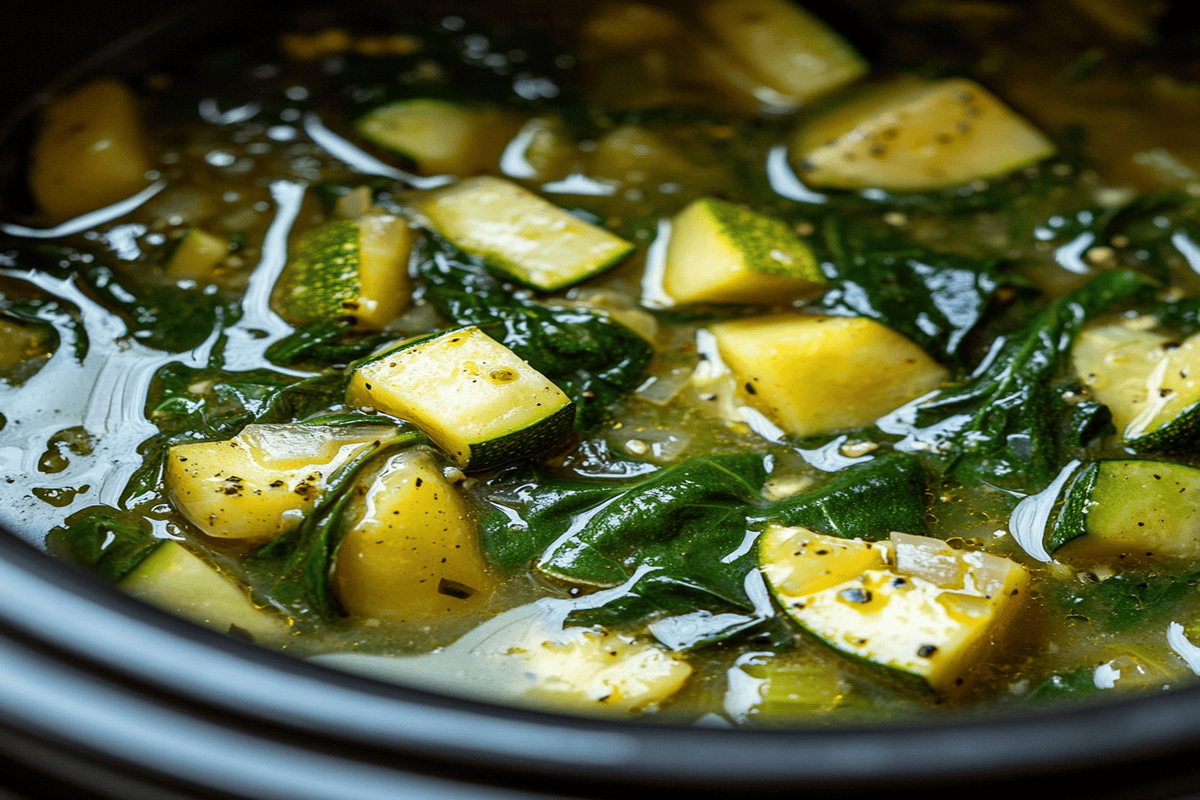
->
[3,0,1200,724]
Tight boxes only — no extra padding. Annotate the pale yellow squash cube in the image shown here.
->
[165,423,395,539]
[710,314,947,436]
[334,448,496,621]
[28,79,152,222]
[122,541,287,641]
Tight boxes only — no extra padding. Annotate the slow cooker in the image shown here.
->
[6,2,1200,798]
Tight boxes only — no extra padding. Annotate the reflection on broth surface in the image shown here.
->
[3,0,1200,725]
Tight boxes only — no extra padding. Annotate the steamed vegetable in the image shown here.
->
[345,325,575,470]
[760,527,1029,692]
[28,79,152,221]
[165,422,397,539]
[415,176,635,291]
[710,314,947,437]
[662,196,825,305]
[789,76,1056,191]
[334,448,495,621]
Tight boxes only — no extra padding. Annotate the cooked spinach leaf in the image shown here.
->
[414,235,652,431]
[265,319,396,369]
[818,217,1005,367]
[47,505,161,583]
[3,242,239,353]
[884,269,1150,494]
[479,452,929,637]
[1055,570,1200,632]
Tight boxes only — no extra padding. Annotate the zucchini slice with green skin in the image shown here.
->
[354,99,520,176]
[345,325,575,470]
[760,526,1029,693]
[1072,323,1200,450]
[662,197,825,305]
[788,75,1056,191]
[275,214,419,330]
[709,313,947,436]
[697,0,868,105]
[122,541,288,641]
[1049,459,1200,563]
[165,422,397,540]
[415,176,635,291]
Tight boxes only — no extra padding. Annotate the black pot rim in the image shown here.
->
[6,527,1200,800]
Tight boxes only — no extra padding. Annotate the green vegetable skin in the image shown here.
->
[1049,460,1200,562]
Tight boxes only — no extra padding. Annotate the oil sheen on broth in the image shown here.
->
[3,0,1200,724]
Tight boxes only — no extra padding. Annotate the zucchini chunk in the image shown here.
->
[28,79,152,222]
[354,99,520,176]
[697,0,868,105]
[788,76,1056,191]
[313,602,692,715]
[1072,323,1200,450]
[709,313,947,436]
[334,448,496,621]
[415,176,635,291]
[164,228,230,282]
[165,423,395,540]
[760,527,1029,693]
[1049,459,1200,564]
[122,541,287,641]
[662,196,825,305]
[274,213,419,330]
[345,326,575,470]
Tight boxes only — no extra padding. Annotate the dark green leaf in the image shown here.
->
[754,453,929,538]
[265,319,396,369]
[819,217,1004,366]
[46,505,162,583]
[894,269,1150,493]
[1053,569,1200,632]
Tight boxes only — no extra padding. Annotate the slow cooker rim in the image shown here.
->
[6,525,1200,798]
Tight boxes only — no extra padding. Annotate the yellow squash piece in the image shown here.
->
[789,76,1056,191]
[710,314,947,436]
[346,325,574,470]
[164,228,230,282]
[760,527,1029,692]
[28,79,152,222]
[275,213,419,330]
[662,196,824,305]
[416,176,635,291]
[697,0,868,105]
[1072,322,1200,450]
[165,423,394,539]
[334,448,495,621]
[122,541,287,641]
[355,99,520,176]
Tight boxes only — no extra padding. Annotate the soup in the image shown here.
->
[2,0,1200,724]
